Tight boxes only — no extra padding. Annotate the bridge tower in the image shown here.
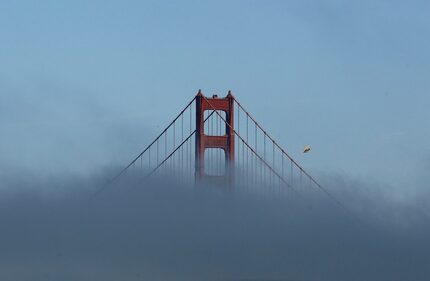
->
[195,90,235,185]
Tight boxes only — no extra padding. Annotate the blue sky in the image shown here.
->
[1,0,429,192]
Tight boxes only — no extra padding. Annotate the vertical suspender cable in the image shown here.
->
[190,105,192,179]
[291,160,293,187]
[246,114,249,186]
[254,122,256,184]
[300,168,303,187]
[237,105,239,182]
[272,140,275,186]
[157,138,159,166]
[181,113,184,172]
[263,132,266,184]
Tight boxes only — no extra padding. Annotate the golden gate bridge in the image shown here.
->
[96,90,348,212]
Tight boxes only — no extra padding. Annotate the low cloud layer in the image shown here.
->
[0,170,429,281]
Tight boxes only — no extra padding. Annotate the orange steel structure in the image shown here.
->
[195,90,235,185]
[99,90,346,215]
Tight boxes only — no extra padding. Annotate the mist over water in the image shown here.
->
[1,169,429,281]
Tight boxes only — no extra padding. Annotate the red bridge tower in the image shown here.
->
[195,90,235,185]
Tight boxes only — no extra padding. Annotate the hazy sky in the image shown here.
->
[1,0,430,189]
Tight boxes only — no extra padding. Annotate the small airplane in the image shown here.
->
[303,145,311,153]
